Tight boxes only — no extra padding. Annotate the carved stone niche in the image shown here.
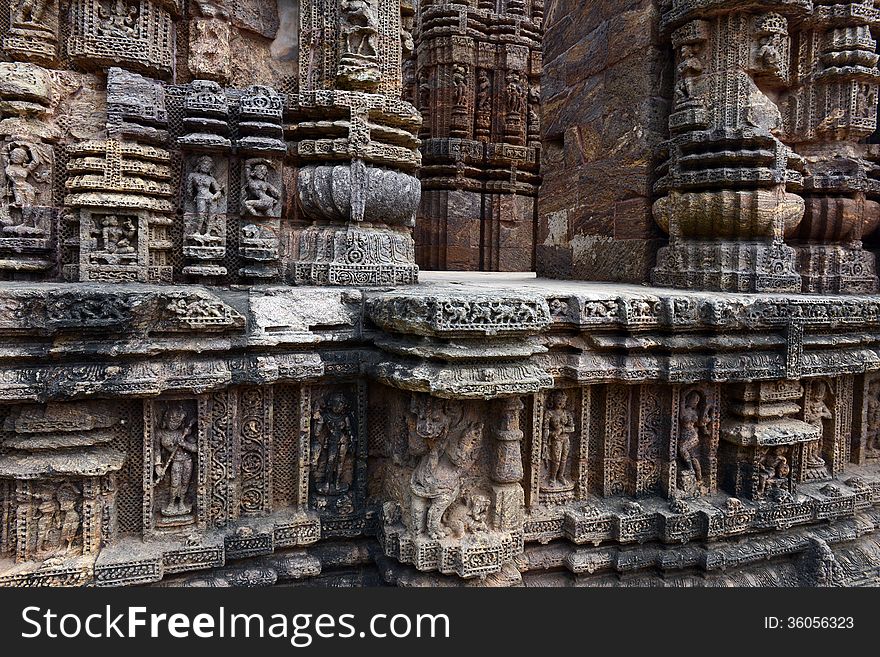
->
[0,138,54,276]
[77,211,148,282]
[143,398,208,535]
[379,392,524,579]
[0,62,58,278]
[67,0,179,78]
[527,388,586,507]
[853,371,880,464]
[719,381,818,501]
[2,0,61,67]
[799,376,852,482]
[336,0,382,92]
[668,384,719,499]
[0,401,125,567]
[306,384,367,535]
[182,153,228,278]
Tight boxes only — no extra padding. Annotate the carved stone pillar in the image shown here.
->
[414,0,542,271]
[785,3,880,293]
[0,62,57,278]
[178,80,232,279]
[653,4,807,293]
[490,397,525,539]
[289,0,421,286]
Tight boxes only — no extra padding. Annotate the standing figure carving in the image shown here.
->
[678,389,713,487]
[505,72,526,117]
[867,380,880,458]
[340,0,378,59]
[476,69,491,112]
[35,487,59,554]
[804,381,832,478]
[154,404,198,519]
[674,43,703,105]
[187,156,224,238]
[452,64,468,108]
[2,143,47,232]
[542,390,575,489]
[311,392,354,496]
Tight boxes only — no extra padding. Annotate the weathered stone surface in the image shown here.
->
[1,0,880,591]
[538,0,670,283]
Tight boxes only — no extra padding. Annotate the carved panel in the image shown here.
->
[238,386,272,516]
[669,384,719,498]
[143,397,208,534]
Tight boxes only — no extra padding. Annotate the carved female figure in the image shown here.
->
[542,390,575,488]
[452,64,468,108]
[505,72,526,117]
[3,144,45,229]
[57,484,80,554]
[311,392,354,495]
[154,404,198,518]
[476,69,491,113]
[805,381,832,471]
[340,0,379,59]
[98,0,139,38]
[243,160,281,216]
[188,156,225,237]
[97,0,138,38]
[35,488,59,553]
[678,389,712,484]
[674,43,703,104]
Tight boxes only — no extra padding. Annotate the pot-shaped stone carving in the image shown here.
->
[298,162,421,227]
[654,189,804,240]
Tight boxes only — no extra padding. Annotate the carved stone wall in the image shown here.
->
[413,0,542,272]
[0,0,879,589]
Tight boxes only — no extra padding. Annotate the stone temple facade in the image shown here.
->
[1,0,880,588]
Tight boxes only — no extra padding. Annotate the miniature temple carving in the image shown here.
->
[178,80,231,279]
[3,0,60,67]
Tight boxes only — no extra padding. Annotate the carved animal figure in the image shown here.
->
[408,396,483,540]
